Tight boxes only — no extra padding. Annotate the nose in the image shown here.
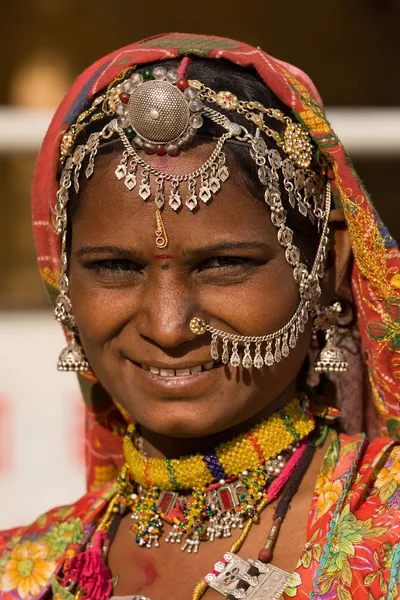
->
[135,276,197,349]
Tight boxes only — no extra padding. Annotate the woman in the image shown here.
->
[1,32,400,600]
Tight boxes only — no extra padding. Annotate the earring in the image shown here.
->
[57,333,90,372]
[313,302,348,373]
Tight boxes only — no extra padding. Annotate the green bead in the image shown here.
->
[125,126,136,139]
[143,68,153,80]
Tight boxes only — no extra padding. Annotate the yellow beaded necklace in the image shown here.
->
[123,398,314,490]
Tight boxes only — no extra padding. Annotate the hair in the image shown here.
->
[68,56,325,268]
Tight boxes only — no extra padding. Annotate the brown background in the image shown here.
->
[0,0,399,308]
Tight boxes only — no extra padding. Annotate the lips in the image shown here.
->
[140,361,217,377]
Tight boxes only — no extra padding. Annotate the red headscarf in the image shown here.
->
[32,33,400,490]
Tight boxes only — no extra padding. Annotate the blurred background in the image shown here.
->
[0,1,399,528]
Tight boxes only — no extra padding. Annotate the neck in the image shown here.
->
[138,380,300,459]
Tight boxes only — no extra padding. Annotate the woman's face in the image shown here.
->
[69,144,314,438]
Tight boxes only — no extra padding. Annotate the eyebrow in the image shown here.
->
[74,245,138,259]
[74,241,271,260]
[183,241,271,257]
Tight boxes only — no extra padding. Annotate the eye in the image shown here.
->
[198,256,257,270]
[85,259,142,275]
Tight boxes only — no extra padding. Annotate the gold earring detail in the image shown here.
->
[57,333,90,372]
[155,209,168,249]
[189,317,207,336]
[314,302,348,373]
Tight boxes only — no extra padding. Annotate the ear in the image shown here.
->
[329,208,352,292]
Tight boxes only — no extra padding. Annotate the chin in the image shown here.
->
[118,393,245,439]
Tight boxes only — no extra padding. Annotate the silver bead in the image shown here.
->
[184,86,198,100]
[108,118,118,131]
[230,122,242,136]
[122,80,134,93]
[115,103,127,116]
[189,115,203,129]
[131,73,143,86]
[144,143,156,154]
[187,127,197,136]
[189,99,203,112]
[117,116,129,129]
[153,66,167,80]
[166,69,179,83]
[166,143,180,156]
[219,479,226,485]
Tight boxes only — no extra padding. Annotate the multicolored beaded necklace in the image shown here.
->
[117,398,314,551]
[61,397,324,600]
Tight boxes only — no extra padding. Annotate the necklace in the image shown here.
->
[62,437,319,600]
[61,398,325,600]
[115,398,314,551]
[123,398,314,490]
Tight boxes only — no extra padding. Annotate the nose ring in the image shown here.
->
[189,317,207,336]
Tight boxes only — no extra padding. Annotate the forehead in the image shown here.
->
[70,143,278,251]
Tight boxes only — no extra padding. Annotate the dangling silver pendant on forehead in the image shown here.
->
[108,67,236,212]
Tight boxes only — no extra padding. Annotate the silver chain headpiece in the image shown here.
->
[54,65,330,372]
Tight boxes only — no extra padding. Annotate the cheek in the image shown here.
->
[68,268,137,346]
[199,255,299,334]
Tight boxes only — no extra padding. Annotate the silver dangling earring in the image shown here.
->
[313,302,348,373]
[57,333,90,372]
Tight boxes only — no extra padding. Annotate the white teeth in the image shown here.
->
[176,368,191,376]
[160,368,175,377]
[145,362,215,375]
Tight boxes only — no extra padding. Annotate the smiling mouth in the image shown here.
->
[134,361,223,377]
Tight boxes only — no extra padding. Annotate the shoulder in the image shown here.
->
[296,435,400,598]
[334,432,400,499]
[311,432,400,523]
[0,482,115,600]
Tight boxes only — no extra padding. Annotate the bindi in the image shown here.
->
[160,264,170,270]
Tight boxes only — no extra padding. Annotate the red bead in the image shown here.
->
[119,92,129,104]
[176,78,189,91]
[258,548,272,563]
[156,145,166,156]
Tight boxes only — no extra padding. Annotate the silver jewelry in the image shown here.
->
[57,333,89,372]
[206,552,291,600]
[190,179,331,369]
[313,302,349,373]
[53,69,328,371]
